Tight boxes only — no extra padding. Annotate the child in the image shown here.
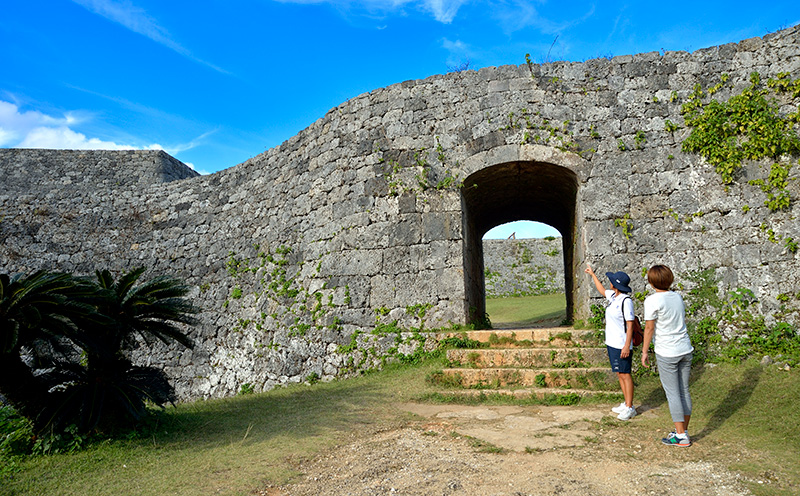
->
[585,263,636,420]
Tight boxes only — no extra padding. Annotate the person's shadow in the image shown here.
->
[691,364,762,442]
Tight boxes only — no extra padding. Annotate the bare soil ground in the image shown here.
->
[261,402,761,496]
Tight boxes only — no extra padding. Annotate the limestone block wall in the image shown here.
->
[1,26,799,400]
[483,238,564,297]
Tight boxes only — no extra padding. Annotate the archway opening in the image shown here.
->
[461,160,579,327]
[482,221,567,328]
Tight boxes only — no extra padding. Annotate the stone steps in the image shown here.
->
[431,327,618,399]
[439,328,598,346]
[438,367,617,390]
[446,347,608,368]
[429,387,606,399]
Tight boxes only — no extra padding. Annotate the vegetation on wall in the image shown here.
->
[681,72,800,190]
[682,267,800,366]
[678,72,800,252]
[221,243,457,385]
[378,137,463,197]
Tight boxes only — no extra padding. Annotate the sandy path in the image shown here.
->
[260,402,760,496]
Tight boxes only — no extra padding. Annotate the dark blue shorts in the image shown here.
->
[607,345,632,374]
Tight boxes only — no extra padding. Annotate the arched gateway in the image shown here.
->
[460,145,583,325]
[1,26,799,399]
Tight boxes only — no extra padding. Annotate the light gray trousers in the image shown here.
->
[656,352,693,423]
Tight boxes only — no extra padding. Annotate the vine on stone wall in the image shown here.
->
[497,108,596,158]
[677,72,800,253]
[681,72,800,198]
[223,244,341,348]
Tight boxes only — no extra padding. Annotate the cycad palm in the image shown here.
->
[42,267,198,432]
[93,267,196,359]
[0,271,104,424]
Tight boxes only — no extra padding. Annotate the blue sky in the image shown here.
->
[2,1,798,238]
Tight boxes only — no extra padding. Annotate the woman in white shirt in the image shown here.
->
[641,264,694,447]
[585,263,637,421]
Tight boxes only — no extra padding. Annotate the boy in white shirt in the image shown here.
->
[585,263,637,421]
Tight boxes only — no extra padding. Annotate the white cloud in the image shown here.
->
[18,126,135,150]
[420,0,467,23]
[0,99,206,155]
[0,100,72,146]
[71,0,229,74]
[442,38,474,67]
[1,99,133,149]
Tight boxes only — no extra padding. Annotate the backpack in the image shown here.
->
[622,296,644,347]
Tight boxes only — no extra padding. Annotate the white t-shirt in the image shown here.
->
[604,290,634,350]
[643,291,694,357]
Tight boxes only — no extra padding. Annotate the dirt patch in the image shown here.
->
[262,403,757,496]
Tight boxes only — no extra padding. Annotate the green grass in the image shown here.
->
[486,293,566,326]
[688,361,800,495]
[615,360,800,496]
[3,357,799,495]
[1,361,445,496]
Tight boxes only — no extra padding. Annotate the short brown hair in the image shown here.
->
[647,265,674,290]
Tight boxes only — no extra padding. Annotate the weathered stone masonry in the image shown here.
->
[1,26,799,400]
[483,238,564,298]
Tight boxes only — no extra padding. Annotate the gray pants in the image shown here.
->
[656,352,693,423]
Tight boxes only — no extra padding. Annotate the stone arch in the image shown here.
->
[460,145,586,325]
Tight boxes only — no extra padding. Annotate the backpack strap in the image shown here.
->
[621,296,634,323]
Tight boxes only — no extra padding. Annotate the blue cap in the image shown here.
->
[605,271,632,293]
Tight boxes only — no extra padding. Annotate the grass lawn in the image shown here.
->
[1,361,445,496]
[3,357,799,496]
[485,292,566,326]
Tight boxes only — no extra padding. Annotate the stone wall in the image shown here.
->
[483,238,564,298]
[1,26,799,400]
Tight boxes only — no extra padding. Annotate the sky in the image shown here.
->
[2,1,798,239]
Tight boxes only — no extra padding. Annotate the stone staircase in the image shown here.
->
[431,327,620,400]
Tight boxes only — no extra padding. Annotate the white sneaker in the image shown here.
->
[611,402,628,414]
[617,406,637,421]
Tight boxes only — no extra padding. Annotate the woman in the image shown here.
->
[641,264,694,447]
[585,263,636,421]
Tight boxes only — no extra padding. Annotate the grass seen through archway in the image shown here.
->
[485,293,566,328]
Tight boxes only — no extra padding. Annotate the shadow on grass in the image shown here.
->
[146,378,394,450]
[691,364,762,442]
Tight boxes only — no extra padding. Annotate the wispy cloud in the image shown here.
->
[441,38,475,67]
[420,0,468,23]
[70,0,229,74]
[273,0,467,24]
[489,0,595,35]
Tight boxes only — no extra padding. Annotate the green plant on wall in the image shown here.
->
[682,267,800,365]
[749,161,793,212]
[379,138,463,196]
[614,213,633,239]
[634,130,647,149]
[494,108,593,157]
[679,71,800,251]
[681,72,800,188]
